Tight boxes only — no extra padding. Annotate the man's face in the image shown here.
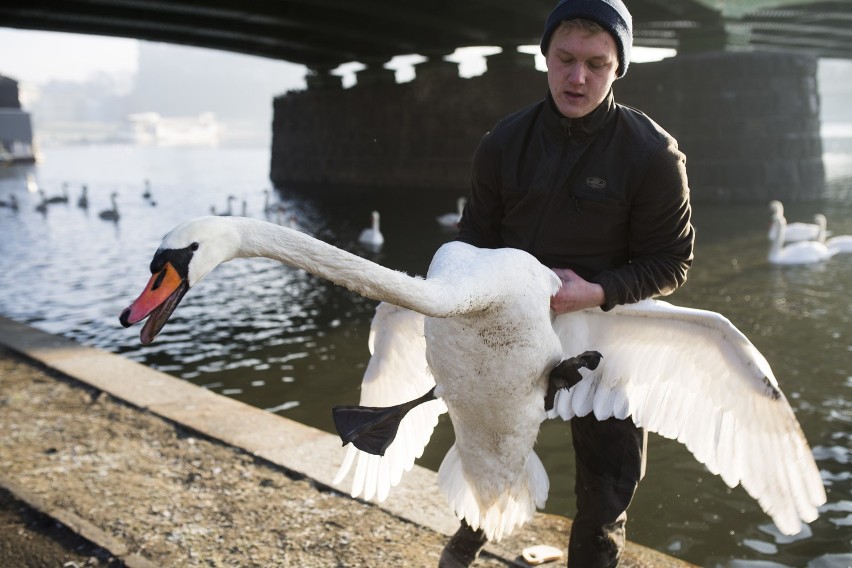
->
[545,24,619,118]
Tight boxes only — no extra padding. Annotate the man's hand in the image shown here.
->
[550,268,605,314]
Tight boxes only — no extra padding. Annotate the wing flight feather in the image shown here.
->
[333,302,447,501]
[549,299,825,535]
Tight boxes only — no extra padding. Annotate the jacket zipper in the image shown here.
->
[530,129,571,252]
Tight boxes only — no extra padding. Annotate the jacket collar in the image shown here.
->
[543,89,615,138]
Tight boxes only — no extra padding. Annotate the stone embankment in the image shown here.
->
[0,316,695,567]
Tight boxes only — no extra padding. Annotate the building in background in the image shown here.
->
[0,74,36,164]
[124,111,220,146]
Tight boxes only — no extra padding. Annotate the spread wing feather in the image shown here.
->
[333,302,447,501]
[549,298,826,535]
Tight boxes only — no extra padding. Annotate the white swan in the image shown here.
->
[768,212,835,265]
[212,195,236,216]
[45,183,70,205]
[768,200,820,243]
[98,192,120,222]
[436,197,466,228]
[0,194,18,211]
[358,210,384,247]
[263,189,286,215]
[78,185,89,209]
[815,214,852,255]
[34,190,48,214]
[119,216,825,541]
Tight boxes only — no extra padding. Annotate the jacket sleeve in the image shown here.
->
[590,139,694,311]
[456,132,505,249]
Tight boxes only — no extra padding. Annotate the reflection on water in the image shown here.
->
[1,144,850,567]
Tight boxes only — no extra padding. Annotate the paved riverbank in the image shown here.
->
[0,316,695,567]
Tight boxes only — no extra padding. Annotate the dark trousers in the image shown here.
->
[568,414,647,568]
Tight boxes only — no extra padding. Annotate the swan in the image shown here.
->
[45,183,69,205]
[141,180,157,206]
[0,194,18,211]
[815,214,852,255]
[769,212,835,265]
[358,210,384,247]
[436,197,466,228]
[119,216,825,542]
[213,195,236,216]
[78,185,89,209]
[34,190,48,214]
[263,189,287,215]
[768,200,820,243]
[98,192,120,222]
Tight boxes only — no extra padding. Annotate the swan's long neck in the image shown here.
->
[815,215,827,243]
[769,215,785,258]
[229,217,450,317]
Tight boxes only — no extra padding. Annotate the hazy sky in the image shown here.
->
[0,27,678,88]
[0,29,141,84]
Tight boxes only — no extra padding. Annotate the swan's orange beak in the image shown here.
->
[119,262,189,345]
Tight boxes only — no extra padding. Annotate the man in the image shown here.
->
[441,0,695,566]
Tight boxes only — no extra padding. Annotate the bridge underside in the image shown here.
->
[0,1,843,203]
[0,0,851,74]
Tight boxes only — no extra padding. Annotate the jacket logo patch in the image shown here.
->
[585,177,607,189]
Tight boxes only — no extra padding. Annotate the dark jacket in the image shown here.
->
[457,89,694,311]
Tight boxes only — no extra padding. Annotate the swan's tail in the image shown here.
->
[438,444,549,542]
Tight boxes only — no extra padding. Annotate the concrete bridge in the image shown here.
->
[3,0,850,201]
[1,1,850,71]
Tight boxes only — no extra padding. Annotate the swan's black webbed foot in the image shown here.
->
[544,350,603,411]
[332,386,437,456]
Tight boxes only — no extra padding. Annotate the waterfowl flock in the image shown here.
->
[767,199,851,264]
[3,179,309,232]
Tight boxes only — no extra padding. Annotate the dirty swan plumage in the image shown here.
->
[120,216,825,541]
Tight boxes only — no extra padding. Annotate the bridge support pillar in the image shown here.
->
[354,63,397,87]
[271,50,825,203]
[305,65,343,90]
[615,50,825,202]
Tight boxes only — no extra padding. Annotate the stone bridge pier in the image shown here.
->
[271,50,824,203]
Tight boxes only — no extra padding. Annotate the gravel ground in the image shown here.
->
[0,484,121,567]
[0,348,516,567]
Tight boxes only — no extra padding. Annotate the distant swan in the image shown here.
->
[120,216,825,542]
[0,194,18,211]
[212,195,236,216]
[769,212,834,265]
[768,200,820,243]
[815,214,852,254]
[34,190,48,214]
[45,183,69,205]
[436,197,466,228]
[263,189,287,215]
[98,192,120,222]
[78,185,89,209]
[358,210,384,247]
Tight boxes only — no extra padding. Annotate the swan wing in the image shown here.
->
[334,302,447,502]
[549,298,826,535]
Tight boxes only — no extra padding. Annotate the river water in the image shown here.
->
[0,143,850,567]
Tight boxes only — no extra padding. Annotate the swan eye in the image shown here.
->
[190,242,199,251]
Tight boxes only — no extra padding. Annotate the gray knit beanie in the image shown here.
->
[539,0,633,78]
